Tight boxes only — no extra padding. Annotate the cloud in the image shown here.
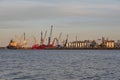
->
[0,0,120,22]
[0,0,120,47]
[0,1,59,21]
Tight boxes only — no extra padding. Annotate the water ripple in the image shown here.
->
[0,50,120,80]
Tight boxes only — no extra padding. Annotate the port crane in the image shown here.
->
[58,32,62,44]
[51,38,58,47]
[40,31,43,45]
[40,30,47,45]
[43,30,47,44]
[56,32,62,47]
[64,34,69,47]
[48,25,53,46]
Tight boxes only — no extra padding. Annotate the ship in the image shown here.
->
[32,25,55,49]
[32,25,67,49]
[7,39,22,49]
[7,33,27,49]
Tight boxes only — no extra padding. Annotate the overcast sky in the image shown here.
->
[0,0,120,46]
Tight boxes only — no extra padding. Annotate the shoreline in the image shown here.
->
[1,47,120,50]
[45,48,120,50]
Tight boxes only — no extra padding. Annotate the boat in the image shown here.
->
[32,25,56,49]
[7,40,22,49]
[7,33,28,49]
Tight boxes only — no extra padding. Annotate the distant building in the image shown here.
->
[115,40,120,48]
[105,41,115,48]
[66,36,116,49]
[101,40,115,48]
[66,40,91,48]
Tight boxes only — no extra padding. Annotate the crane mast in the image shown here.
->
[57,32,62,45]
[48,25,53,45]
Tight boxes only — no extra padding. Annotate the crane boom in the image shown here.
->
[57,32,62,45]
[58,32,62,41]
[43,30,47,43]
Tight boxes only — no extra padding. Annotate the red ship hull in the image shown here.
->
[32,44,56,49]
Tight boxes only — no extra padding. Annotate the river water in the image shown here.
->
[0,49,120,80]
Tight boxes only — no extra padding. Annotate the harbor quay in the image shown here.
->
[5,36,120,50]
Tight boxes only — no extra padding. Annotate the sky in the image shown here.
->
[0,0,120,46]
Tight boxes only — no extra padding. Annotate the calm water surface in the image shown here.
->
[0,50,120,80]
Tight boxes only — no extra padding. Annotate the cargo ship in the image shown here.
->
[7,33,27,49]
[32,25,56,49]
[32,25,67,49]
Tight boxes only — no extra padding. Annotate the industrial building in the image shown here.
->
[66,37,115,49]
[66,40,92,48]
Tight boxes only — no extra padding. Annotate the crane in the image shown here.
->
[64,34,69,47]
[58,32,62,41]
[17,32,26,47]
[43,30,47,44]
[40,31,43,45]
[51,38,58,47]
[48,25,53,45]
[51,32,62,47]
[57,32,62,46]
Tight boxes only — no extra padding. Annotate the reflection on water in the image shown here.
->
[0,50,120,80]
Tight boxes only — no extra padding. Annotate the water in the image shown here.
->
[0,50,120,80]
